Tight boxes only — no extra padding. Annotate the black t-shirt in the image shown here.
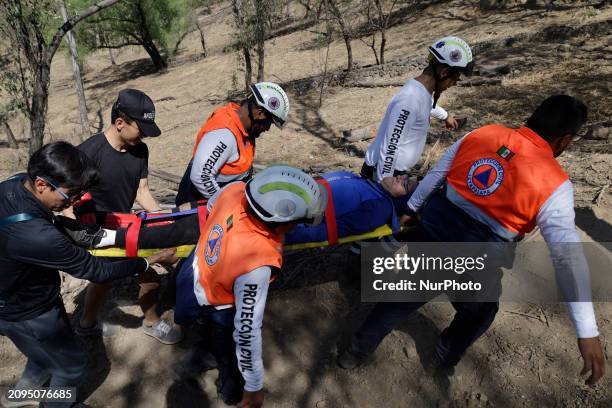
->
[77,133,148,213]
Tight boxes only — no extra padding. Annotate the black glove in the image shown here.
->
[55,215,106,248]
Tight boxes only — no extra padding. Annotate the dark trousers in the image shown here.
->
[351,189,509,366]
[206,310,244,400]
[0,302,88,407]
[175,251,244,397]
[352,300,499,367]
[175,161,204,206]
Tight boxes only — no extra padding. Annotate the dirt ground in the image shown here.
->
[1,0,611,407]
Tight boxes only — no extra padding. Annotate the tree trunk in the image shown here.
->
[328,0,352,73]
[195,20,207,57]
[12,0,122,154]
[100,30,117,65]
[2,121,18,148]
[243,48,253,89]
[143,40,167,71]
[136,0,167,71]
[256,42,264,82]
[342,34,353,73]
[379,29,386,65]
[29,63,51,154]
[368,35,379,65]
[60,0,89,140]
[254,0,266,82]
[232,0,252,88]
[108,48,117,65]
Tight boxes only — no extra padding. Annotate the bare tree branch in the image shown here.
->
[47,0,122,63]
[96,42,142,49]
[15,51,31,115]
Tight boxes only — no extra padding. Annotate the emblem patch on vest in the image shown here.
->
[496,145,515,161]
[467,158,504,196]
[205,224,224,265]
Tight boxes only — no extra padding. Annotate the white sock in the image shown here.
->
[94,229,116,248]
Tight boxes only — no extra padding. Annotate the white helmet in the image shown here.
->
[428,36,474,76]
[248,82,290,128]
[245,165,327,224]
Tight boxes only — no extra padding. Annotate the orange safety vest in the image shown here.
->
[192,103,255,176]
[446,125,568,240]
[194,182,282,306]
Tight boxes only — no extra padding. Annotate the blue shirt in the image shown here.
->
[285,171,406,244]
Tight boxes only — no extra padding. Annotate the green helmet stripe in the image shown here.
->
[443,39,472,62]
[258,182,312,205]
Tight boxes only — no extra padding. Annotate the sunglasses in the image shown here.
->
[37,177,84,202]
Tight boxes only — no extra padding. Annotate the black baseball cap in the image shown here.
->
[112,89,161,137]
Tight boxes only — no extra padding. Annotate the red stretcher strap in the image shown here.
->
[317,178,338,246]
[197,204,209,234]
[125,216,142,257]
[73,192,93,209]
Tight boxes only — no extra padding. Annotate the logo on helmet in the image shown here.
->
[435,41,445,48]
[268,97,280,111]
[449,49,462,62]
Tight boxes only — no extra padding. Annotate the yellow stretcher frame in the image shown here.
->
[88,224,395,258]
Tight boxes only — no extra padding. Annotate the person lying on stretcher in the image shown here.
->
[59,171,417,250]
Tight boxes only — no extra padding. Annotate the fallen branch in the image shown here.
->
[505,310,541,321]
[342,125,377,142]
[421,138,440,171]
[1,121,18,148]
[149,168,182,184]
[537,307,550,327]
[346,81,405,88]
[593,184,609,205]
[458,78,502,87]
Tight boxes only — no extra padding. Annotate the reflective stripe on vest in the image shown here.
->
[193,182,282,306]
[192,103,255,176]
[446,125,568,239]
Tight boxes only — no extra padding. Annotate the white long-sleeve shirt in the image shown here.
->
[190,129,250,198]
[365,79,448,182]
[407,136,599,338]
[233,266,270,392]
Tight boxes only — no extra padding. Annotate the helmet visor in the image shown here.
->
[263,109,285,129]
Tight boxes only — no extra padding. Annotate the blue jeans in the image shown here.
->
[0,302,88,407]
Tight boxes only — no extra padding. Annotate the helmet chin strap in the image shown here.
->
[430,61,452,109]
[247,101,272,139]
[247,101,263,139]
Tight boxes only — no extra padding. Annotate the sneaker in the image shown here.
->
[215,377,243,406]
[173,348,218,378]
[142,319,183,345]
[73,319,102,337]
[337,349,369,369]
[0,393,38,408]
[424,352,456,376]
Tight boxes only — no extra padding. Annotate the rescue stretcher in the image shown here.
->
[85,179,397,258]
[90,224,395,257]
